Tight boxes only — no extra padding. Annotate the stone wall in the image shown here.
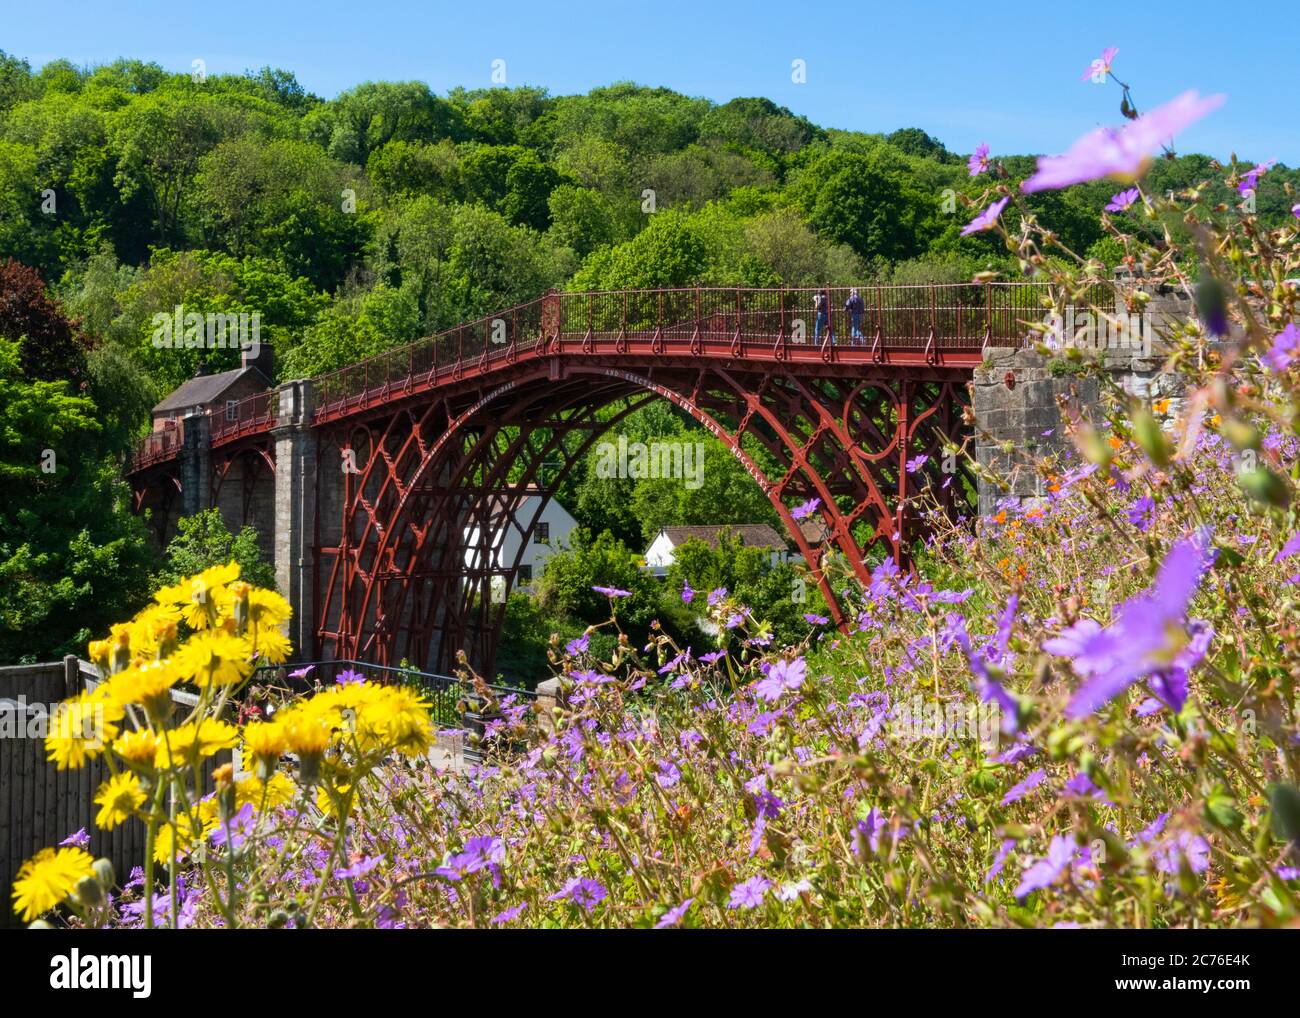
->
[970,275,1195,516]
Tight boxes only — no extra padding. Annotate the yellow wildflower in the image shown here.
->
[248,588,292,628]
[153,814,204,865]
[253,627,292,665]
[236,771,296,810]
[94,773,147,830]
[112,727,160,768]
[242,719,287,771]
[105,659,179,715]
[11,847,94,922]
[173,629,254,687]
[45,692,124,770]
[154,719,239,770]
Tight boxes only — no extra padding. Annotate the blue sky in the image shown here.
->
[8,0,1295,162]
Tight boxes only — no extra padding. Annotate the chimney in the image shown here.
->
[242,341,274,381]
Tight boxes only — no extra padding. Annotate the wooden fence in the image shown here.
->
[0,657,216,929]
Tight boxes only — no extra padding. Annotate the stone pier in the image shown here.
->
[272,379,318,658]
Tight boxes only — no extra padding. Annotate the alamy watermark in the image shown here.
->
[151,305,261,357]
[1043,308,1153,355]
[594,435,705,490]
[888,693,1002,752]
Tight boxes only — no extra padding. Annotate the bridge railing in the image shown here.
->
[130,419,185,470]
[313,296,548,419]
[210,388,280,444]
[137,283,1119,447]
[544,281,1111,348]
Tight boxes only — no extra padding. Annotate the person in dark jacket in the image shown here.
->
[845,288,864,341]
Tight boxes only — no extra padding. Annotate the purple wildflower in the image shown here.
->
[336,668,365,685]
[436,836,505,881]
[1014,834,1077,898]
[1146,620,1213,714]
[1045,532,1216,718]
[968,142,990,177]
[655,898,694,928]
[60,828,91,849]
[335,854,384,880]
[565,632,590,656]
[1105,187,1140,212]
[728,876,771,909]
[960,197,1008,237]
[491,901,528,925]
[803,612,829,625]
[1237,159,1275,195]
[681,581,694,604]
[1262,323,1299,373]
[210,802,257,850]
[1002,768,1047,805]
[1152,830,1211,875]
[985,838,1016,883]
[1063,772,1113,805]
[1126,494,1155,532]
[1022,91,1225,193]
[707,587,727,607]
[754,656,807,702]
[905,453,928,473]
[1276,532,1300,562]
[790,497,821,521]
[1080,46,1119,82]
[656,760,681,788]
[992,742,1038,765]
[548,877,607,912]
[288,664,314,679]
[592,585,632,598]
[775,879,812,901]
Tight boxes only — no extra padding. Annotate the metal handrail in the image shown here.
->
[130,281,1117,470]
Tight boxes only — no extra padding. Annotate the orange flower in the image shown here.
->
[1108,435,1123,450]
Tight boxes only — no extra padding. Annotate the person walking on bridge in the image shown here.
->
[845,288,864,342]
[812,288,829,341]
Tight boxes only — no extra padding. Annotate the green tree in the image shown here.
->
[533,529,681,643]
[570,210,708,290]
[151,507,277,591]
[665,531,826,647]
[0,337,154,662]
[300,81,463,165]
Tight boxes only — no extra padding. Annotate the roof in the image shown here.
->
[657,524,787,550]
[797,519,830,545]
[152,366,268,414]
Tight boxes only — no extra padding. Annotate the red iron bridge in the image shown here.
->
[127,282,1107,677]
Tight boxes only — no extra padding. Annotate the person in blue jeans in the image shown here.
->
[812,289,828,340]
[845,288,864,342]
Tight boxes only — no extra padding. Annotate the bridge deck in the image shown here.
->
[130,282,1099,472]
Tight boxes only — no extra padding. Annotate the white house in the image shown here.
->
[643,524,791,577]
[464,491,578,601]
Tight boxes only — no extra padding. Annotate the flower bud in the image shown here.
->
[110,630,132,676]
[93,857,115,891]
[73,874,103,907]
[230,582,252,634]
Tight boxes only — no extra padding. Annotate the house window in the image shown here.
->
[517,564,533,581]
[225,399,238,422]
[534,522,550,544]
